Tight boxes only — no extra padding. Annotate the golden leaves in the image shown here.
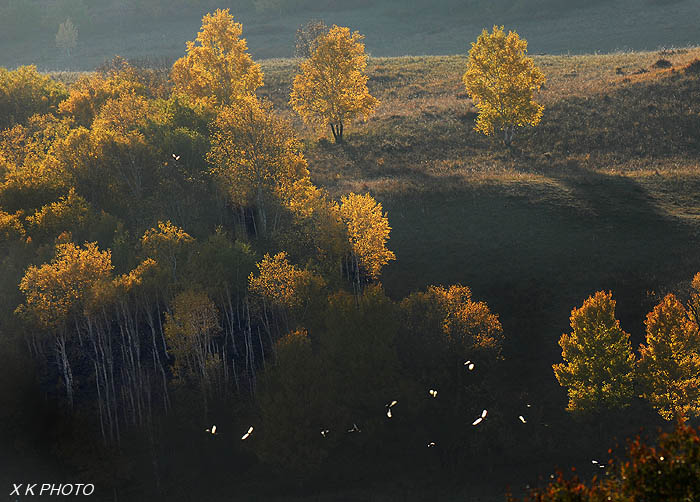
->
[208,96,310,210]
[17,241,113,329]
[171,9,263,109]
[463,26,545,140]
[248,252,312,310]
[638,293,700,421]
[553,291,635,414]
[290,25,378,142]
[339,193,395,280]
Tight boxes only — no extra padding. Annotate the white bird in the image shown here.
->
[526,404,532,408]
[429,389,438,398]
[472,417,483,426]
[205,425,217,435]
[241,426,253,440]
[464,360,471,366]
[592,460,598,464]
[427,442,436,448]
[481,409,488,418]
[172,154,180,161]
[387,408,392,418]
[320,429,329,438]
[467,363,475,371]
[518,415,527,424]
[347,423,360,433]
[386,400,398,408]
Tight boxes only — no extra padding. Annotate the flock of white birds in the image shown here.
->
[202,358,535,449]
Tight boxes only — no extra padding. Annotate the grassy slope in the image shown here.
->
[38,48,700,499]
[4,0,700,70]
[257,49,700,497]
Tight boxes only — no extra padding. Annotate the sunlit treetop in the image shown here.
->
[17,241,113,330]
[171,9,263,109]
[463,25,545,146]
[290,25,378,143]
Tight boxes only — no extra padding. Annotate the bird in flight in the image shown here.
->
[172,154,181,161]
[518,415,527,424]
[320,429,329,438]
[205,425,217,435]
[241,426,254,440]
[427,442,436,448]
[429,389,438,398]
[347,423,361,433]
[464,360,475,371]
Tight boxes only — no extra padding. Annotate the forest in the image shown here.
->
[2,6,700,502]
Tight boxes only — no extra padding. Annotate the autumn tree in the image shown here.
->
[290,25,378,143]
[637,294,700,421]
[208,96,310,237]
[17,242,113,406]
[140,220,194,284]
[463,25,545,147]
[171,9,263,109]
[248,251,324,342]
[0,66,68,129]
[56,18,78,57]
[338,192,395,290]
[553,291,636,414]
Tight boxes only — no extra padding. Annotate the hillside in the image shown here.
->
[5,37,700,500]
[2,0,700,70]
[258,46,700,434]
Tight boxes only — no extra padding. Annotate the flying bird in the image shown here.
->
[347,423,361,433]
[388,400,398,408]
[429,389,438,398]
[481,409,488,418]
[427,442,436,448]
[320,429,329,438]
[387,408,392,418]
[205,425,217,435]
[472,417,483,426]
[241,426,254,440]
[172,154,180,161]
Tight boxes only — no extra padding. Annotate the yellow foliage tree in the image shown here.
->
[26,187,90,241]
[171,9,263,109]
[637,294,700,422]
[208,96,310,236]
[141,221,194,283]
[553,291,636,414]
[17,241,113,406]
[290,25,378,143]
[463,25,545,147]
[339,193,395,286]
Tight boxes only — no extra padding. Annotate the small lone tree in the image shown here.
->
[463,25,545,147]
[290,25,378,143]
[637,294,700,422]
[56,18,78,57]
[553,291,635,414]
